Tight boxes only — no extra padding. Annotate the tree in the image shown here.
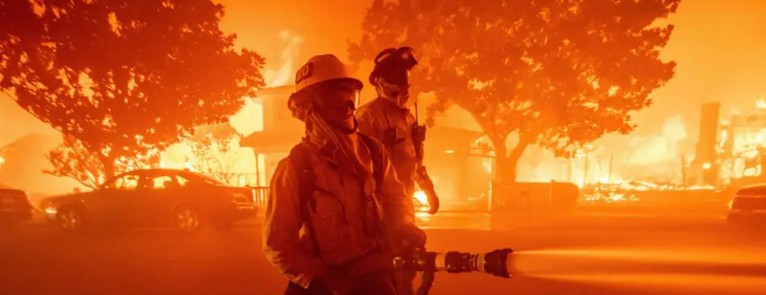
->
[349,0,678,185]
[186,124,241,186]
[44,135,160,188]
[44,136,106,189]
[0,0,264,184]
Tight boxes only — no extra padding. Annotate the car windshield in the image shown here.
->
[198,174,224,185]
[182,172,224,186]
[738,186,766,196]
[99,174,140,191]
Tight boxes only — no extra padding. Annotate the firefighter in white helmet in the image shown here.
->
[263,54,425,295]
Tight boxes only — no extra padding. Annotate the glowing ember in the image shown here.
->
[598,175,623,184]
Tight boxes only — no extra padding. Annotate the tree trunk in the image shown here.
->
[490,134,529,184]
[489,134,530,211]
[495,156,518,184]
[101,155,116,185]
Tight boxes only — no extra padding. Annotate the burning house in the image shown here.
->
[717,101,766,187]
[691,102,721,186]
[240,85,300,187]
[690,100,766,188]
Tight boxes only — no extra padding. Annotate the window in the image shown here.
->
[103,174,140,191]
[197,174,223,185]
[738,186,766,196]
[151,176,176,190]
[175,175,191,187]
[176,173,222,187]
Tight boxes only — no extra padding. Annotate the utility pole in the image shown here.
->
[583,152,589,186]
[680,154,687,187]
[608,154,614,183]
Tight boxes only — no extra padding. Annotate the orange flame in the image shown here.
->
[263,30,303,87]
[413,190,429,212]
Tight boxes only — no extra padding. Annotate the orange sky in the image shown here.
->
[219,0,766,180]
[215,0,766,138]
[643,0,766,135]
[217,0,367,81]
[3,0,766,185]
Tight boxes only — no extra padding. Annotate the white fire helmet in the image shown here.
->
[294,54,363,94]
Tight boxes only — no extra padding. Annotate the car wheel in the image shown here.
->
[173,206,202,232]
[57,207,86,233]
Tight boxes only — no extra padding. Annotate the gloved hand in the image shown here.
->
[416,166,440,215]
[312,267,354,295]
[395,223,427,251]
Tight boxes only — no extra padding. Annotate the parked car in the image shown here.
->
[42,169,258,233]
[727,183,766,224]
[0,183,34,227]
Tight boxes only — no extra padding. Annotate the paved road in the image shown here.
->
[1,208,765,295]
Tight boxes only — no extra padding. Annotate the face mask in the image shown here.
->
[377,78,411,108]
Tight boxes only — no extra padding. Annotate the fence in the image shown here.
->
[490,181,579,212]
[250,186,270,209]
[248,182,580,213]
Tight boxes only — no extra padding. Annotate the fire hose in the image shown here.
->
[342,248,512,295]
[395,248,514,295]
[343,247,513,295]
